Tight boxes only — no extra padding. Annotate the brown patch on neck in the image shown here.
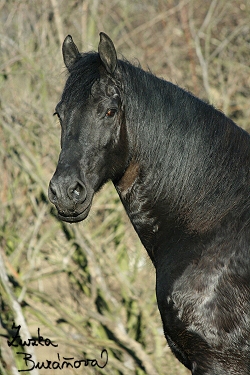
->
[117,161,140,197]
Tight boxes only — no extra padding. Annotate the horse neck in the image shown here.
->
[117,64,250,239]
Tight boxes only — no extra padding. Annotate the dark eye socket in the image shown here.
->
[105,108,117,118]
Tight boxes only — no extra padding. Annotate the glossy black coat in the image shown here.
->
[49,33,250,374]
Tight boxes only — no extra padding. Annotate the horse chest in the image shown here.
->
[117,194,160,262]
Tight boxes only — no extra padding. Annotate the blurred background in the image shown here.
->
[0,1,249,374]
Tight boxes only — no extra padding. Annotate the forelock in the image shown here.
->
[61,52,101,104]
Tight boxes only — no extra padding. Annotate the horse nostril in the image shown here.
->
[73,187,80,198]
[48,181,58,203]
[67,180,87,203]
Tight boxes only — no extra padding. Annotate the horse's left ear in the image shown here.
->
[98,32,117,74]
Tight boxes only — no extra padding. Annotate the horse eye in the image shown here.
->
[106,109,117,118]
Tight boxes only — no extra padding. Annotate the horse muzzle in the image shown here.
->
[48,177,94,223]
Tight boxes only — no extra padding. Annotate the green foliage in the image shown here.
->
[0,1,249,374]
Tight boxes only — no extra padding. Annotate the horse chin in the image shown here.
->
[57,205,91,223]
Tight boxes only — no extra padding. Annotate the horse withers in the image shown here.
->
[48,33,250,374]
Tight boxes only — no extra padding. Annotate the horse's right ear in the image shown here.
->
[62,35,81,71]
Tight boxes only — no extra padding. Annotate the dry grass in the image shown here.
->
[0,0,249,374]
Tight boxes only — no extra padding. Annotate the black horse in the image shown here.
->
[48,33,250,374]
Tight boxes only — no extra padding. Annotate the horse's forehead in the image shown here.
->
[91,76,119,98]
[61,63,120,109]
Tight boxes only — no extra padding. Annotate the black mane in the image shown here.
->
[116,59,250,233]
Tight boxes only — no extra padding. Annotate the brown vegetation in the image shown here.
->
[0,1,249,374]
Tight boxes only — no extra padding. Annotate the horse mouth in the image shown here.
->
[57,204,91,223]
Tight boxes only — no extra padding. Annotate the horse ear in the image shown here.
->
[98,32,117,74]
[62,35,81,71]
